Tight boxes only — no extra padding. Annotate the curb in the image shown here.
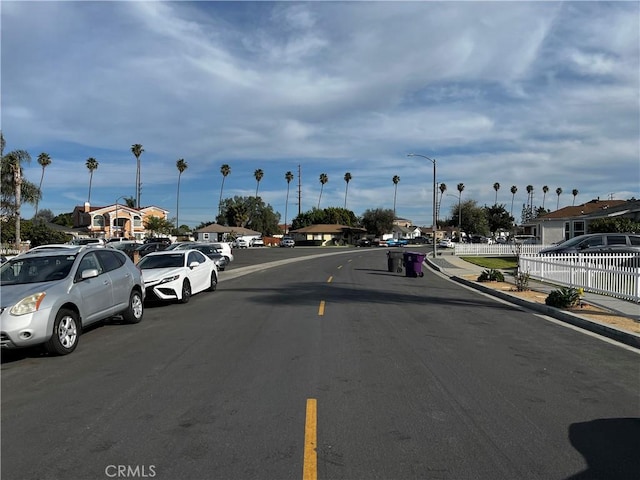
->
[451,275,640,349]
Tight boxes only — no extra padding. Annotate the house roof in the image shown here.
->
[194,224,261,235]
[289,224,366,234]
[537,199,630,220]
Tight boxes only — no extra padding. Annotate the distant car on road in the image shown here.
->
[386,239,408,247]
[233,238,249,249]
[539,233,640,255]
[250,238,265,247]
[0,246,144,355]
[165,242,228,271]
[438,238,454,248]
[280,237,295,248]
[137,250,217,304]
[356,238,371,247]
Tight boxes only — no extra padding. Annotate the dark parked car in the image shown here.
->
[144,237,172,246]
[135,242,169,258]
[356,238,371,247]
[539,233,640,255]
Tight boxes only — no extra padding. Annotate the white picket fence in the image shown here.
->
[519,253,640,303]
[454,244,548,256]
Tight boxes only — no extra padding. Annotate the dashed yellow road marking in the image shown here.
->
[303,398,317,480]
[337,265,343,269]
[327,276,333,283]
[318,301,325,316]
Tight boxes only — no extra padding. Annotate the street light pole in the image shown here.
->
[407,153,437,258]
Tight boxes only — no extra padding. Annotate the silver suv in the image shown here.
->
[540,233,640,254]
[0,246,144,355]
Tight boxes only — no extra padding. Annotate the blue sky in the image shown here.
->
[3,1,639,228]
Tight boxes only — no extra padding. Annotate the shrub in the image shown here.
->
[477,268,505,282]
[514,270,530,291]
[545,287,581,308]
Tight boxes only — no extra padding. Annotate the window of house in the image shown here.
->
[572,221,585,237]
[564,222,570,241]
[203,233,210,240]
[133,215,142,227]
[92,215,105,227]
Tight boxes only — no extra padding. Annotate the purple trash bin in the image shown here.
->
[403,252,426,277]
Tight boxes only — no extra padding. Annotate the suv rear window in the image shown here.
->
[606,235,627,246]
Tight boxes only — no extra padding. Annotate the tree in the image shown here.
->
[217,195,280,235]
[85,157,99,203]
[123,196,136,208]
[450,199,489,237]
[572,188,579,206]
[361,208,395,237]
[438,183,447,223]
[2,148,32,249]
[284,171,294,234]
[343,172,352,209]
[254,169,264,197]
[144,215,174,237]
[456,183,465,232]
[526,185,534,213]
[131,144,144,208]
[34,152,51,220]
[392,175,400,215]
[589,217,640,234]
[542,185,549,210]
[318,173,328,209]
[493,182,500,205]
[556,187,563,210]
[291,207,358,230]
[219,164,231,215]
[510,185,518,217]
[484,204,513,235]
[175,159,188,229]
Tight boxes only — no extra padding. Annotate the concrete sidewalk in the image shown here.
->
[426,250,639,349]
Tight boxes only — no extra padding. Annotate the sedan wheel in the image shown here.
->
[122,290,144,323]
[207,271,218,292]
[45,309,79,355]
[180,280,192,304]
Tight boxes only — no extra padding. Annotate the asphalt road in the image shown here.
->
[2,247,639,480]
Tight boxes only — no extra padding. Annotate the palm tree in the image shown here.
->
[176,159,188,229]
[456,183,465,234]
[4,148,32,250]
[254,169,264,197]
[343,172,352,209]
[392,175,400,215]
[218,164,231,216]
[526,185,534,213]
[493,182,500,205]
[131,144,144,208]
[318,173,328,209]
[86,157,99,203]
[542,185,549,210]
[438,183,447,223]
[284,171,294,234]
[572,188,579,206]
[556,187,563,210]
[34,152,51,220]
[510,185,518,216]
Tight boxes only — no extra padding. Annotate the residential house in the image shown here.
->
[193,224,261,243]
[71,202,170,240]
[523,198,638,244]
[289,224,367,246]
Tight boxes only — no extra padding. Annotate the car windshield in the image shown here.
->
[0,255,76,285]
[138,253,185,269]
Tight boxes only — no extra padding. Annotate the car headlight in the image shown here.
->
[10,292,46,315]
[159,275,181,285]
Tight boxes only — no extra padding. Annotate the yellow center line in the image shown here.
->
[303,398,317,480]
[337,265,343,269]
[318,300,325,316]
[327,276,333,283]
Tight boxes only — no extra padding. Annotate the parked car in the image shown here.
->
[137,250,217,304]
[210,242,234,262]
[280,237,295,248]
[0,246,144,355]
[143,237,173,247]
[69,238,105,246]
[438,238,454,248]
[107,241,142,260]
[250,237,265,247]
[355,238,371,247]
[386,238,408,247]
[539,233,640,255]
[135,242,168,258]
[233,238,249,249]
[19,244,79,255]
[164,242,228,271]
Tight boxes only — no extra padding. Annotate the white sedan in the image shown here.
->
[137,250,217,303]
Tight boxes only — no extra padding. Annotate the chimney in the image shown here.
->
[84,202,90,213]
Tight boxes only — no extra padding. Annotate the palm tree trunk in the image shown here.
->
[14,167,22,251]
[176,177,181,229]
[284,185,290,234]
[218,177,226,216]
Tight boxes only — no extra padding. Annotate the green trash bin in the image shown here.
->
[387,250,404,273]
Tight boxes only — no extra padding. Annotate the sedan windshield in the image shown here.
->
[0,255,76,285]
[138,254,185,269]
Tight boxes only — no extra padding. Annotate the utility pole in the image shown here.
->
[297,164,302,216]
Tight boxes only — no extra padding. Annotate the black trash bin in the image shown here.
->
[403,252,426,277]
[387,250,404,273]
